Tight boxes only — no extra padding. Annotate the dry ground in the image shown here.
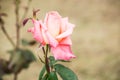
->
[0,0,120,80]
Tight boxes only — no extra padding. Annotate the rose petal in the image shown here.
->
[28,19,45,44]
[56,22,75,39]
[28,27,34,33]
[51,44,76,60]
[59,37,72,45]
[45,31,58,47]
[60,17,68,33]
[44,11,61,37]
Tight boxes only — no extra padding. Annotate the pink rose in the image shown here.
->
[28,11,76,60]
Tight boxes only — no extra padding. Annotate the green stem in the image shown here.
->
[38,55,45,63]
[45,45,50,73]
[42,47,46,55]
[42,45,50,74]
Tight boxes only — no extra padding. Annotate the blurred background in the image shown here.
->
[0,0,120,80]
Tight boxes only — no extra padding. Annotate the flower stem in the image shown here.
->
[45,44,50,73]
[42,45,50,74]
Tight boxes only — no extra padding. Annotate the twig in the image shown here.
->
[15,0,32,49]
[20,0,32,24]
[42,47,46,55]
[0,18,16,48]
[14,73,18,80]
[14,0,20,49]
[38,55,45,64]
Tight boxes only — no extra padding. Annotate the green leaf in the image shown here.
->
[39,66,46,80]
[21,39,36,46]
[57,60,71,62]
[0,77,3,80]
[55,64,78,80]
[22,49,36,62]
[21,39,29,46]
[48,71,58,80]
[8,49,36,73]
[7,50,15,54]
[49,56,57,66]
[42,74,48,80]
[8,49,23,73]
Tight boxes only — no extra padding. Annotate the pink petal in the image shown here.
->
[45,31,58,47]
[44,11,61,23]
[59,37,72,45]
[56,22,75,39]
[44,11,61,37]
[28,27,34,33]
[39,21,47,30]
[28,19,44,44]
[51,44,76,61]
[60,17,68,33]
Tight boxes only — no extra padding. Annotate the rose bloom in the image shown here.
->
[28,11,76,60]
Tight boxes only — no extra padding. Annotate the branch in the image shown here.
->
[14,0,20,49]
[20,0,32,24]
[0,17,16,48]
[14,73,18,80]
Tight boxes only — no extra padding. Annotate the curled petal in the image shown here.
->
[23,18,31,26]
[51,44,76,61]
[56,22,75,39]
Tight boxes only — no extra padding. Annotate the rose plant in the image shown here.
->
[0,0,36,80]
[24,10,78,80]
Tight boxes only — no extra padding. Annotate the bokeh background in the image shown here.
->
[0,0,120,80]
